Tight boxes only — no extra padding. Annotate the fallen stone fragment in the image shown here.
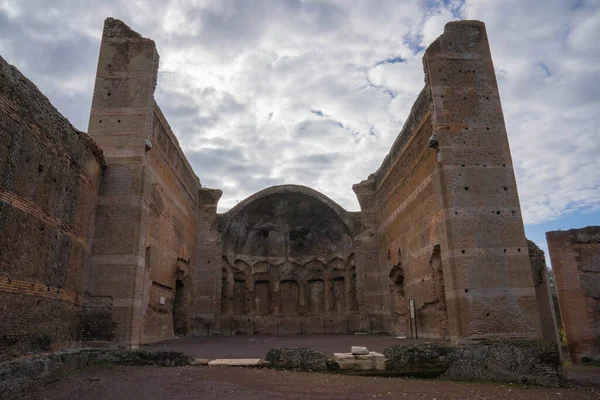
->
[208,359,262,367]
[334,351,386,371]
[351,346,369,355]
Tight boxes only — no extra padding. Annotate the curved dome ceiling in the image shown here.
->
[219,185,355,259]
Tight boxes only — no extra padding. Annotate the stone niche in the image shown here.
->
[216,185,361,334]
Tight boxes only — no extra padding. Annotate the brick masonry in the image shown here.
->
[85,18,211,348]
[0,54,104,361]
[547,226,600,362]
[528,240,561,347]
[351,21,542,342]
[207,185,362,336]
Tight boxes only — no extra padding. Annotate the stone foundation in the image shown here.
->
[267,341,563,387]
[0,349,192,399]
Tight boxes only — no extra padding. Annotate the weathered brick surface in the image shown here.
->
[546,226,600,362]
[353,21,541,341]
[354,88,442,336]
[0,55,104,360]
[85,18,206,347]
[528,240,561,347]
[209,185,360,335]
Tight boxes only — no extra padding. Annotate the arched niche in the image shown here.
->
[389,262,405,316]
[327,257,346,313]
[307,279,325,314]
[216,185,358,324]
[304,259,325,279]
[346,253,358,311]
[280,280,300,315]
[218,185,355,260]
[230,260,251,315]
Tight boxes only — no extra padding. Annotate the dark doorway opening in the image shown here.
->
[173,279,187,336]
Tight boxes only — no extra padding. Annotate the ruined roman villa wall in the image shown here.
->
[84,18,214,347]
[0,55,105,360]
[0,17,565,356]
[354,21,543,342]
[547,227,600,363]
[206,185,361,335]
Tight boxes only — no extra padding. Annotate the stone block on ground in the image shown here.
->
[370,352,386,371]
[333,351,386,371]
[351,346,369,355]
[208,359,262,367]
[265,348,328,371]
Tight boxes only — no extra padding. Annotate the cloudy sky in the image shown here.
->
[1,0,598,256]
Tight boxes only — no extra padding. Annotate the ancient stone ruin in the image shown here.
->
[547,227,600,363]
[0,16,579,371]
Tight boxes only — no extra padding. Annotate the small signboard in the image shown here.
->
[409,299,418,339]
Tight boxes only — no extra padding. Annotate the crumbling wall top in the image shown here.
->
[547,226,600,243]
[425,20,490,57]
[0,55,105,166]
[103,17,144,39]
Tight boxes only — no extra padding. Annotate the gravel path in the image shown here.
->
[24,365,599,400]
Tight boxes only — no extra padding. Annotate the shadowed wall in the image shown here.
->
[0,55,104,360]
[353,21,542,342]
[547,227,600,362]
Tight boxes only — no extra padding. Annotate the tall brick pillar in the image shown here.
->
[425,21,542,342]
[85,18,159,348]
[192,188,222,335]
[353,177,392,332]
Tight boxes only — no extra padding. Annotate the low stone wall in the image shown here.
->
[442,341,562,386]
[383,341,562,386]
[0,349,192,399]
[266,347,329,371]
[383,343,451,378]
[267,341,563,387]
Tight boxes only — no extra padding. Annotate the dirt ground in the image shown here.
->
[24,364,599,400]
[142,334,430,359]
[17,335,600,399]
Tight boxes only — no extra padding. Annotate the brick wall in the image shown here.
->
[85,18,205,347]
[547,226,600,362]
[354,21,542,342]
[528,240,561,346]
[0,55,104,360]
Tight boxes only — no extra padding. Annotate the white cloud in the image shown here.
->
[463,0,600,224]
[0,0,598,223]
[421,8,454,46]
